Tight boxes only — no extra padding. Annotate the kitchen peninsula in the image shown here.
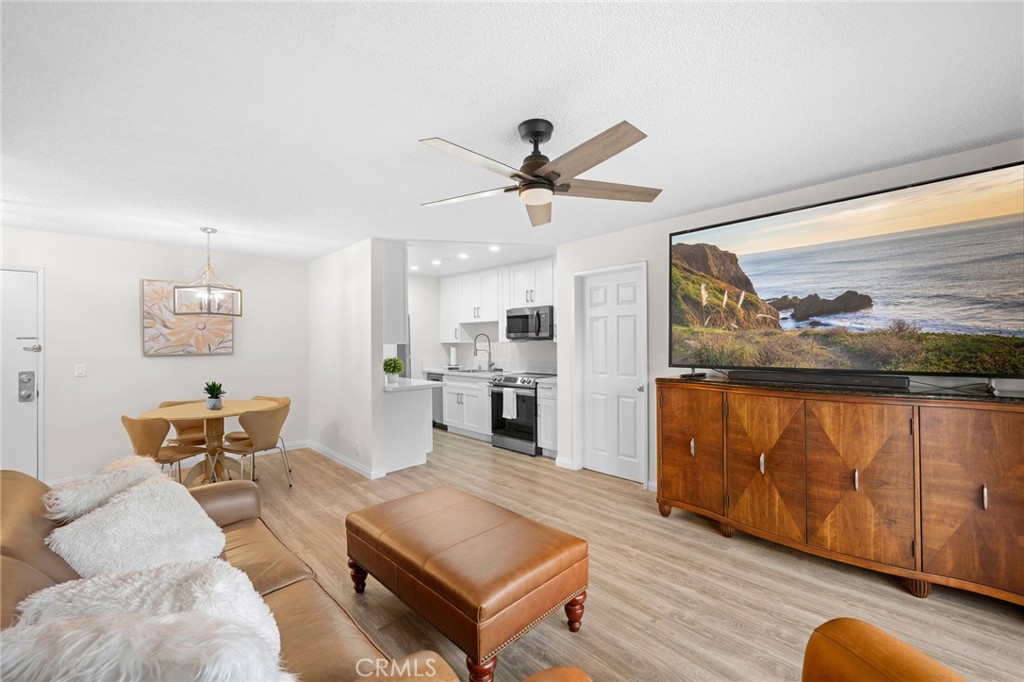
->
[381,378,435,475]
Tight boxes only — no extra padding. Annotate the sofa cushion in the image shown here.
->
[1,557,55,628]
[263,578,387,682]
[46,476,225,577]
[222,518,313,595]
[0,471,79,584]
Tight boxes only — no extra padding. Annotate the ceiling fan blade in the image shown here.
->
[422,186,518,207]
[555,178,662,202]
[526,202,552,227]
[420,137,538,182]
[536,121,647,181]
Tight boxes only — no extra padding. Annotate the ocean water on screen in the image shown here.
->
[739,218,1024,336]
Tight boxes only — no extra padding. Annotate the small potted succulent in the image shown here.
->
[204,381,226,410]
[383,357,404,385]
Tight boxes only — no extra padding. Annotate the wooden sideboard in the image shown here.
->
[655,378,1024,605]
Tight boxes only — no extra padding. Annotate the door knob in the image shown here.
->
[637,385,644,392]
[19,390,31,399]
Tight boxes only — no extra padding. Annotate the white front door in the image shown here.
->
[1,269,42,476]
[580,264,647,483]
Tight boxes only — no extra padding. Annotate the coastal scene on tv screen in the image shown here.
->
[670,164,1024,376]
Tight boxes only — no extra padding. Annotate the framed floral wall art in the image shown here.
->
[142,279,233,356]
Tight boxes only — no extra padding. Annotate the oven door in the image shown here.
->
[490,386,538,456]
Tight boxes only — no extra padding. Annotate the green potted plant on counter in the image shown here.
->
[383,357,404,385]
[204,381,225,409]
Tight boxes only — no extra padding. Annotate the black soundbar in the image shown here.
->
[727,369,910,391]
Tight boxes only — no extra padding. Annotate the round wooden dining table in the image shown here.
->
[139,399,277,486]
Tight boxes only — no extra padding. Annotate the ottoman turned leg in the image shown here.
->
[467,655,497,682]
[565,591,587,632]
[348,559,367,593]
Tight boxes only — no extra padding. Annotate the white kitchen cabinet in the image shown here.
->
[509,258,554,308]
[459,269,499,323]
[536,380,557,454]
[439,275,466,343]
[443,375,492,439]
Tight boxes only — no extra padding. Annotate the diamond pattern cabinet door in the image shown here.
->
[726,394,806,542]
[805,401,915,568]
[659,387,724,515]
[921,407,1024,595]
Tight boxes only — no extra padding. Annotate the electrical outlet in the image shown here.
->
[74,364,87,377]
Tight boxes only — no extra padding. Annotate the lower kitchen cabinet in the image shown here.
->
[537,381,557,454]
[443,377,491,438]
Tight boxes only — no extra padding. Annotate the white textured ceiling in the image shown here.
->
[3,2,1022,261]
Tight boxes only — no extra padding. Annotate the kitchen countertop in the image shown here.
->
[383,378,438,392]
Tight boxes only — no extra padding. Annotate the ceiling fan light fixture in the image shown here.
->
[519,183,553,206]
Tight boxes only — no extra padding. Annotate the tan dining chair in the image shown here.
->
[157,400,206,446]
[221,403,292,487]
[225,396,291,480]
[121,416,207,482]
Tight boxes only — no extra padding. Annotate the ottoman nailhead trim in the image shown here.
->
[479,585,588,662]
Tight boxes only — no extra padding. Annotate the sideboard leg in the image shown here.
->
[718,522,735,538]
[904,578,931,598]
[658,503,672,517]
[348,559,367,594]
[467,655,497,682]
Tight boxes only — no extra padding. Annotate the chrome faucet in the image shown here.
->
[473,333,494,371]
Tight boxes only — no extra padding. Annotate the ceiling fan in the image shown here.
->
[420,119,662,227]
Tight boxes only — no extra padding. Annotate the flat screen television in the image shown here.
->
[669,162,1024,381]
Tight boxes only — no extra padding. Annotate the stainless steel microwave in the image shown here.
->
[506,305,554,340]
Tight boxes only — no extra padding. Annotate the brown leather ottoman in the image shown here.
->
[346,486,589,682]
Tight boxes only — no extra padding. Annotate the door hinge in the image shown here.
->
[659,391,664,408]
[724,398,729,416]
[725,494,730,511]
[911,539,916,558]
[909,417,914,436]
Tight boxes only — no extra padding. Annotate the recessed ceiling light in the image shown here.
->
[409,265,419,271]
[458,253,468,259]
[489,245,500,252]
[431,259,441,266]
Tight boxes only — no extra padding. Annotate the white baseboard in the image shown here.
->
[555,456,578,470]
[646,480,658,493]
[305,440,385,480]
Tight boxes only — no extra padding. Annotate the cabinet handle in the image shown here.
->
[689,437,696,457]
[982,484,988,511]
[758,452,765,475]
[853,468,859,492]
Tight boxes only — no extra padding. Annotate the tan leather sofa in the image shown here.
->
[0,470,458,681]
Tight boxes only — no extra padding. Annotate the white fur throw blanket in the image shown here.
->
[16,558,281,658]
[46,476,225,577]
[0,611,295,682]
[44,456,163,522]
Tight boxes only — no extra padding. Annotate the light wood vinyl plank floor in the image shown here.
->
[252,430,1022,682]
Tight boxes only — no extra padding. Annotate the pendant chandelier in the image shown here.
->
[173,227,243,317]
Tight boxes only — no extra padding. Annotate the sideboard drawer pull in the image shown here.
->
[758,452,765,475]
[982,484,989,511]
[854,468,860,492]
[689,437,696,457]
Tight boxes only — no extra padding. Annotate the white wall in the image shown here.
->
[2,227,309,481]
[555,140,1024,487]
[306,238,386,477]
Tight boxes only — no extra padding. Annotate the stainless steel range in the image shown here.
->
[490,373,555,456]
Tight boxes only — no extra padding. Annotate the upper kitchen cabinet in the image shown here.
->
[459,269,499,323]
[439,275,467,343]
[509,258,554,307]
